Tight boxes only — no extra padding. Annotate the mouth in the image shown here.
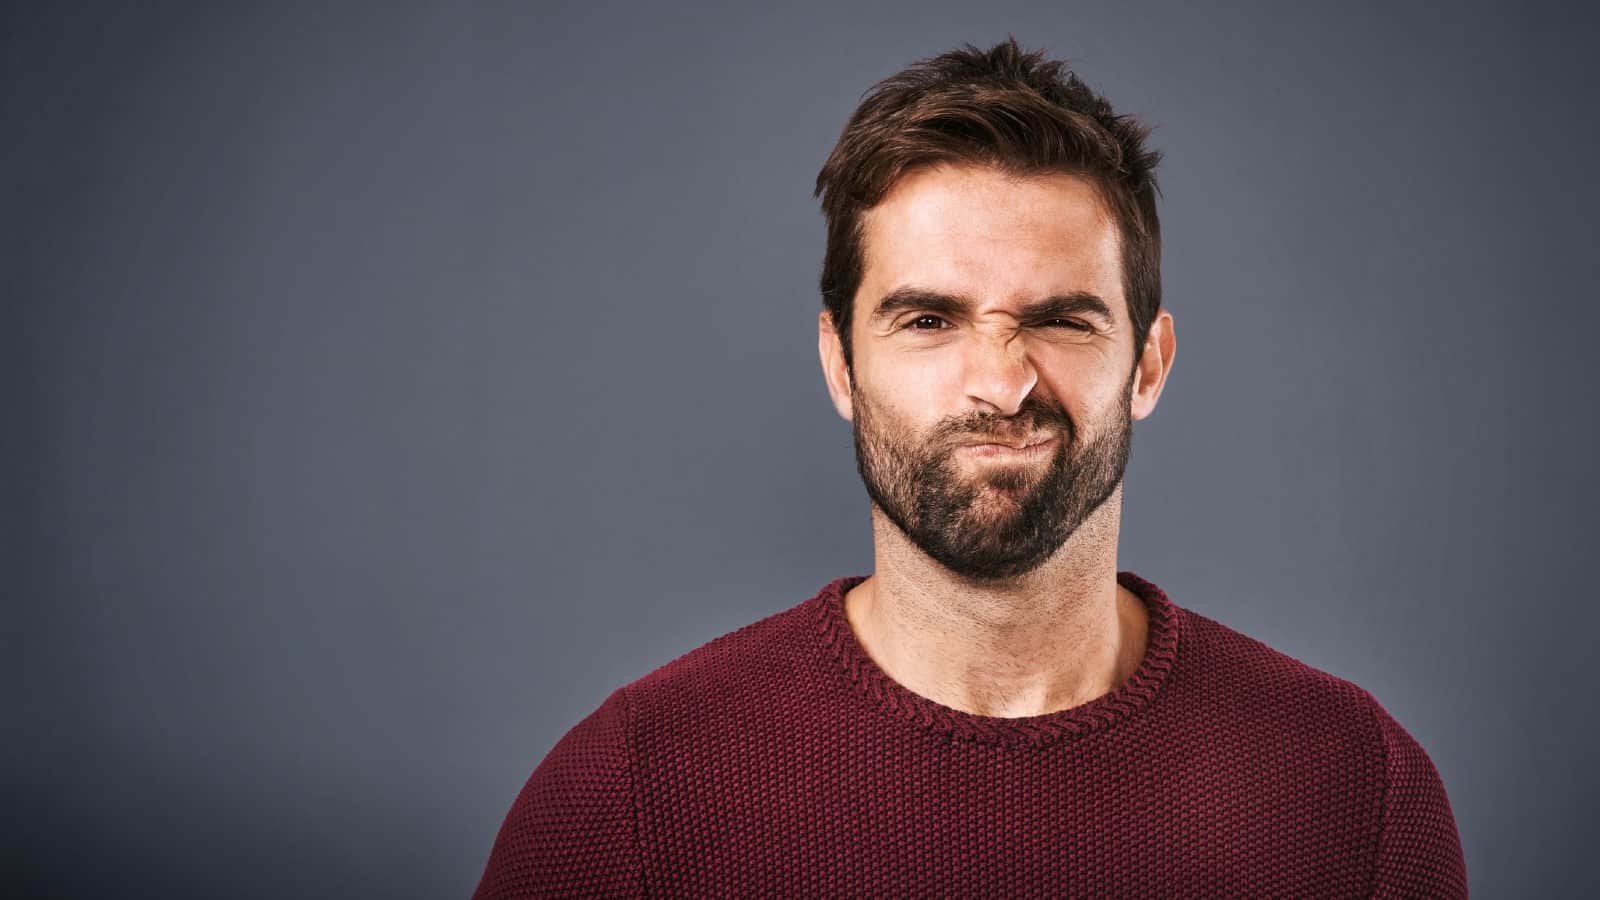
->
[957,434,1058,459]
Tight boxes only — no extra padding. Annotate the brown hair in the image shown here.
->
[815,37,1164,371]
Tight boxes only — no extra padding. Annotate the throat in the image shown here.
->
[842,575,1147,719]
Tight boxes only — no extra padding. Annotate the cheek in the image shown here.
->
[1034,368,1124,427]
[855,382,942,449]
[859,353,961,413]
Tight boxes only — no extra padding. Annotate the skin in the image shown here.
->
[817,163,1177,718]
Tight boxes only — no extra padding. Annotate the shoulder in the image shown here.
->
[1169,603,1467,895]
[1172,603,1379,732]
[1366,689,1469,896]
[1161,603,1390,795]
[619,583,831,722]
[472,586,833,898]
[472,687,643,898]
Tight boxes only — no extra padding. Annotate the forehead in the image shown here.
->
[856,164,1123,316]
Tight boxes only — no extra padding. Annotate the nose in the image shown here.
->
[962,331,1038,416]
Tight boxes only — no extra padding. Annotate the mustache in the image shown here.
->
[931,396,1075,447]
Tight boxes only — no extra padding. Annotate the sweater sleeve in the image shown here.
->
[1367,695,1468,899]
[471,687,646,899]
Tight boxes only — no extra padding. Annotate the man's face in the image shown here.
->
[826,164,1141,581]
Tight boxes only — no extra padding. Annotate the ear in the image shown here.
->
[1130,308,1176,422]
[818,309,855,422]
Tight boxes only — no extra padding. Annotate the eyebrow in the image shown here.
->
[868,287,1115,327]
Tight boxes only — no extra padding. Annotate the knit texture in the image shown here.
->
[473,572,1466,898]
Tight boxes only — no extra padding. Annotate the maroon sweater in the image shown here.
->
[473,572,1466,897]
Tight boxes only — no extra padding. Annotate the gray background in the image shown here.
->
[11,1,1597,897]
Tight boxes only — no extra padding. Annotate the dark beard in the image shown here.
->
[850,372,1133,581]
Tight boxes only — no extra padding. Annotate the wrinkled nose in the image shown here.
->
[962,332,1037,416]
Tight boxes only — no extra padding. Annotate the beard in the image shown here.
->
[850,370,1133,581]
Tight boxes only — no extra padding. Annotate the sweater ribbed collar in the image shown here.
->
[811,570,1182,748]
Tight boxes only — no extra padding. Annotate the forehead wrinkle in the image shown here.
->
[874,163,1117,232]
[865,189,1118,270]
[854,166,1126,324]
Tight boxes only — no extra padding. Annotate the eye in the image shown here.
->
[1040,318,1092,332]
[904,315,950,331]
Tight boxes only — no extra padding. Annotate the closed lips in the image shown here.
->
[963,435,1053,449]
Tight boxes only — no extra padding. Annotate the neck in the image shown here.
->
[844,485,1148,718]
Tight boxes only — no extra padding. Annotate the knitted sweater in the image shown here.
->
[472,572,1466,898]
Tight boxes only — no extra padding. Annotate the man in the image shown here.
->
[472,38,1466,898]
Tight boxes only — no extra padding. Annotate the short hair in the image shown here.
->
[814,37,1164,372]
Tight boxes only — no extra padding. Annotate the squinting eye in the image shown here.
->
[1043,318,1091,332]
[906,315,949,331]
